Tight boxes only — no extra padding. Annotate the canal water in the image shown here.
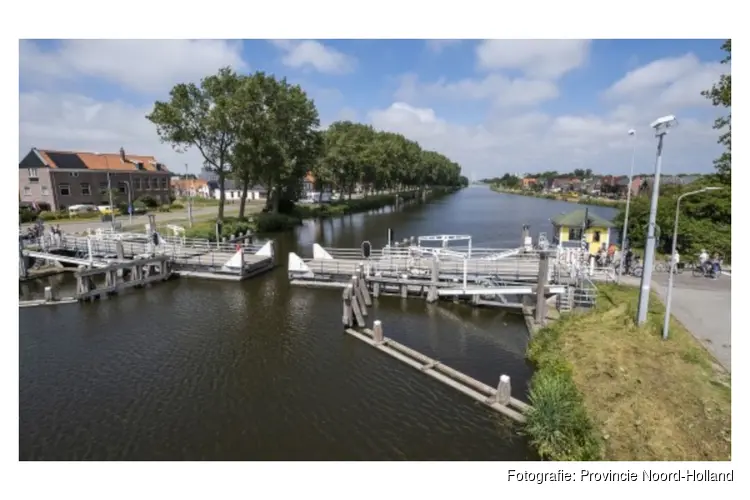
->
[19,186,617,460]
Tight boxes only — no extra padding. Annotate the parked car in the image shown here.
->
[68,204,98,216]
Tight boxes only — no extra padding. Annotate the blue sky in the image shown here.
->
[19,39,728,178]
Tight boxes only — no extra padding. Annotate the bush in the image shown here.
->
[171,202,184,210]
[136,195,159,208]
[255,212,301,233]
[524,322,603,461]
[19,210,36,223]
[183,217,256,241]
[156,205,171,213]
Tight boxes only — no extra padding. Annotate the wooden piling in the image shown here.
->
[350,282,366,327]
[357,266,372,307]
[372,320,384,344]
[494,375,511,405]
[427,257,439,303]
[535,251,550,324]
[351,276,368,317]
[400,284,408,298]
[341,285,353,328]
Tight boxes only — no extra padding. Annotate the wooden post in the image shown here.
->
[357,265,372,306]
[373,281,380,298]
[44,286,56,302]
[342,285,353,328]
[351,284,366,327]
[400,284,408,298]
[372,320,384,344]
[535,251,550,324]
[352,276,368,317]
[427,257,439,303]
[494,375,511,405]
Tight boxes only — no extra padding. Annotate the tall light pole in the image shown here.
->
[662,187,721,339]
[617,129,637,283]
[122,180,133,226]
[636,115,677,326]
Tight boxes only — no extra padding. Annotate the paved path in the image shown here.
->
[623,272,731,372]
[21,204,249,234]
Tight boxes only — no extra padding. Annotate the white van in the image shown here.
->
[68,204,98,216]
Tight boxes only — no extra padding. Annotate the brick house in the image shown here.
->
[521,177,538,190]
[19,148,172,211]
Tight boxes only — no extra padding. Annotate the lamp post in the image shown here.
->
[122,180,133,226]
[100,154,116,231]
[617,129,637,283]
[636,114,677,326]
[662,187,721,340]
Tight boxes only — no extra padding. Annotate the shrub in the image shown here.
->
[136,195,159,208]
[255,212,301,233]
[183,217,256,241]
[171,202,184,210]
[156,205,171,212]
[19,210,36,223]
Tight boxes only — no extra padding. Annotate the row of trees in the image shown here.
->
[147,68,466,220]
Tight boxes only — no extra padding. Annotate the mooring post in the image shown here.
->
[535,251,550,324]
[342,285,353,328]
[400,283,408,298]
[44,286,56,302]
[427,257,439,303]
[494,375,512,405]
[352,276,368,317]
[357,265,372,306]
[373,281,380,298]
[372,320,384,344]
[350,279,366,327]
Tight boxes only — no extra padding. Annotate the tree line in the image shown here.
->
[147,68,467,220]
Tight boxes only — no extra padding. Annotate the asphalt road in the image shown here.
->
[625,272,731,371]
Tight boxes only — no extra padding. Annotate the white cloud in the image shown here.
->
[426,40,462,53]
[271,40,356,74]
[369,101,723,176]
[19,91,207,173]
[476,39,591,79]
[19,40,248,95]
[395,73,559,108]
[604,53,725,110]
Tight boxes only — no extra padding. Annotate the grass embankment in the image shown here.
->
[180,189,449,240]
[490,185,625,208]
[524,284,731,461]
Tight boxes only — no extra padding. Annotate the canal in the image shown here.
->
[19,186,618,460]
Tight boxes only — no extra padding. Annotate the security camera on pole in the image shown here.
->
[636,115,677,326]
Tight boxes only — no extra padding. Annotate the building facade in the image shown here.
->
[19,148,172,211]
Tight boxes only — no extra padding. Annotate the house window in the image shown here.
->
[160,177,168,189]
[81,183,91,196]
[118,182,127,194]
[593,231,601,243]
[70,172,79,177]
[100,182,108,195]
[41,186,49,195]
[28,168,39,179]
[145,178,152,190]
[59,184,71,196]
[568,228,583,241]
[23,186,31,197]
[134,178,142,190]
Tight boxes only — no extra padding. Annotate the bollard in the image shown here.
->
[494,375,511,405]
[372,320,384,344]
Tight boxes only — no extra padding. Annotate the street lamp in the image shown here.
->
[636,114,677,326]
[662,186,722,340]
[100,154,116,231]
[617,129,637,283]
[121,180,133,226]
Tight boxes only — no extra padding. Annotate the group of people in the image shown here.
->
[698,249,723,278]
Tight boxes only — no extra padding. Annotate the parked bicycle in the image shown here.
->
[693,261,720,279]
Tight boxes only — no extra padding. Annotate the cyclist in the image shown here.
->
[624,248,634,274]
[698,249,709,273]
[671,250,680,272]
[712,253,721,279]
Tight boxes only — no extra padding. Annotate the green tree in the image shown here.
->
[147,67,245,220]
[701,40,731,182]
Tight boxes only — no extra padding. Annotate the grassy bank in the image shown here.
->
[181,188,457,240]
[524,284,730,461]
[490,185,625,209]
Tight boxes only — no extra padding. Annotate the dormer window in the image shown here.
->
[136,162,145,170]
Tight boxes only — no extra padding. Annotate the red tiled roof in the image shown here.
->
[37,149,169,172]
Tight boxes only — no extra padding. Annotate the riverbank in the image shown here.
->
[183,187,459,240]
[490,185,625,209]
[524,283,731,461]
